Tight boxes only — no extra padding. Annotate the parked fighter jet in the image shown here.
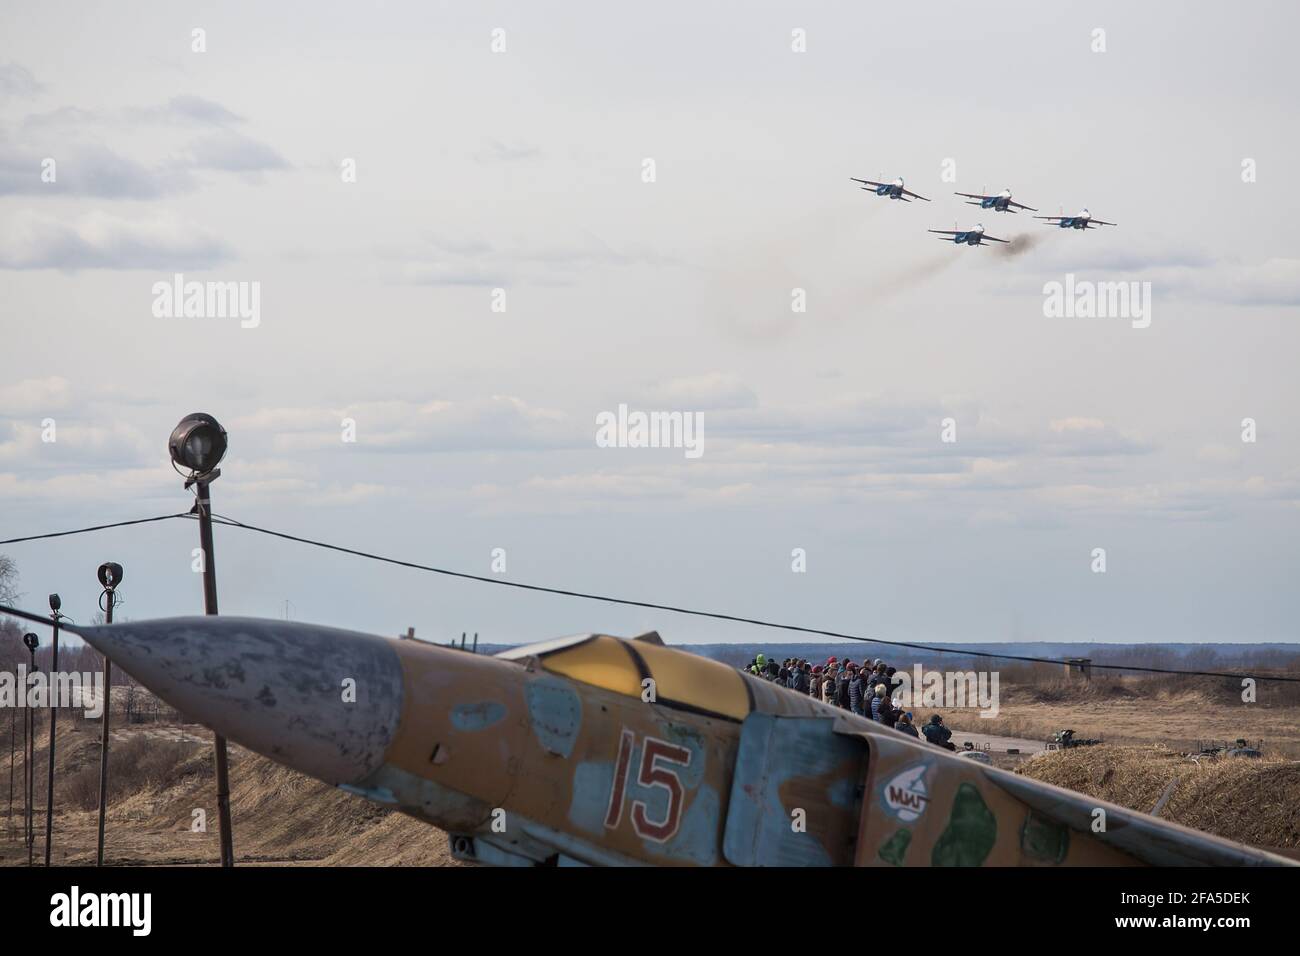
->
[8,605,1289,868]
[1034,208,1117,230]
[954,188,1037,213]
[850,176,930,202]
[928,223,1009,247]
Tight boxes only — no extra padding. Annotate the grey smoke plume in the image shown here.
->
[994,231,1044,259]
[857,251,958,302]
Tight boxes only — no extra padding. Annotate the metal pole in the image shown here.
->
[21,669,28,850]
[196,478,235,867]
[27,645,37,865]
[96,587,114,865]
[7,683,13,841]
[43,612,60,866]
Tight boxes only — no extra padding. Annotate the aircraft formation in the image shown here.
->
[851,174,1117,250]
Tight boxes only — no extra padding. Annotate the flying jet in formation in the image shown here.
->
[927,223,1008,248]
[850,176,931,202]
[1034,207,1117,230]
[853,170,1114,252]
[954,188,1037,213]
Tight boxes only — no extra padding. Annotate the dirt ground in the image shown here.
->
[1017,745,1300,853]
[0,720,460,867]
[938,680,1300,759]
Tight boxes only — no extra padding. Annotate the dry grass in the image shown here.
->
[0,722,458,867]
[1018,745,1300,849]
[940,676,1300,759]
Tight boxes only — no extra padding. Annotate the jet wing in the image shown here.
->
[1008,200,1038,211]
[1089,218,1117,226]
[850,178,887,188]
[954,192,990,201]
[982,234,1010,243]
[1033,215,1066,222]
[927,229,960,235]
[842,727,1295,867]
[901,188,931,201]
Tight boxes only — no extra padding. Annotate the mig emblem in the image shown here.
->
[882,763,931,823]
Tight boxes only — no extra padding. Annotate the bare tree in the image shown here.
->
[0,553,18,605]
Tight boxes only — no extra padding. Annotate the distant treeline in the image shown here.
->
[676,641,1300,673]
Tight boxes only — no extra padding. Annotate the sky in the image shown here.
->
[2,1,1298,648]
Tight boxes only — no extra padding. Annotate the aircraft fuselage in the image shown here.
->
[64,615,1296,868]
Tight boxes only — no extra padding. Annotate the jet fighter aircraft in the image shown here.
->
[5,604,1290,868]
[928,223,1009,247]
[850,176,930,202]
[954,188,1037,213]
[1034,208,1117,230]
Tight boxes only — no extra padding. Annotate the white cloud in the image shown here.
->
[233,396,575,454]
[645,372,757,411]
[0,210,234,270]
[0,377,73,415]
[0,62,41,99]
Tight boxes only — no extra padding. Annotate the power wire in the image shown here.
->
[1,510,1293,683]
[0,513,189,545]
[192,512,1299,684]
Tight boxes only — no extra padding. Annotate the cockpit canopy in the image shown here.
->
[497,633,752,721]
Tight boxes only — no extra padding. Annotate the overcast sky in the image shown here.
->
[2,1,1298,648]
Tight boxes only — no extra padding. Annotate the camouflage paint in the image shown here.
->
[724,714,863,866]
[451,701,507,732]
[526,679,582,757]
[878,828,912,866]
[932,783,997,866]
[1021,810,1070,864]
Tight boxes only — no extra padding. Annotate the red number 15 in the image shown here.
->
[604,729,692,843]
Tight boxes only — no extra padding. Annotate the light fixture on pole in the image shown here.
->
[168,412,235,868]
[95,561,122,867]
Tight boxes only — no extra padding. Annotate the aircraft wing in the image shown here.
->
[902,188,931,201]
[982,234,1010,243]
[1008,200,1038,211]
[1034,215,1066,221]
[1089,218,1117,226]
[836,726,1295,867]
[927,229,960,235]
[954,192,989,201]
[850,178,887,188]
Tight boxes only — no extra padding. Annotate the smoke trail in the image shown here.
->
[993,231,1044,259]
[706,203,885,341]
[857,251,958,303]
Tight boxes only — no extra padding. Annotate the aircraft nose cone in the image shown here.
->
[77,617,404,785]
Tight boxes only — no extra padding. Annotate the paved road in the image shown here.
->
[949,730,1047,755]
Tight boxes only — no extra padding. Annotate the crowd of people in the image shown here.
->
[744,654,955,751]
